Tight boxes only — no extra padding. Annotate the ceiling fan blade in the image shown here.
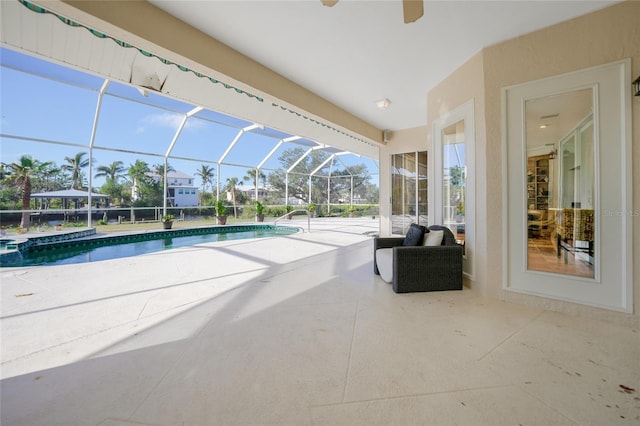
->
[403,0,424,23]
[321,0,339,6]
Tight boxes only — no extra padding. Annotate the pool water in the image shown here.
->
[1,226,299,267]
[0,239,15,252]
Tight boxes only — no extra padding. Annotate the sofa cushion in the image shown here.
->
[423,230,444,246]
[375,248,393,283]
[403,223,428,246]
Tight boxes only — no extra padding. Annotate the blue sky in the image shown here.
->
[0,47,379,189]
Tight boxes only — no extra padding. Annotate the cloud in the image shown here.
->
[142,112,183,129]
[139,112,205,132]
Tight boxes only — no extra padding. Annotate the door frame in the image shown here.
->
[502,59,632,313]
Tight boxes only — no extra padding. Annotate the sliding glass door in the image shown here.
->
[391,151,427,235]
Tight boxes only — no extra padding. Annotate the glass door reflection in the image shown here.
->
[525,88,595,278]
[442,120,466,244]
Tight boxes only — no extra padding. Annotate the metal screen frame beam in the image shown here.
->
[87,78,110,228]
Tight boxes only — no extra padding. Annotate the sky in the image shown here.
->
[0,47,379,191]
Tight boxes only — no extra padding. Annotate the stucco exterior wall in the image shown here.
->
[426,51,486,293]
[480,0,639,323]
[383,1,638,323]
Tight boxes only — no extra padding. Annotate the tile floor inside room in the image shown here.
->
[527,234,594,278]
[1,218,638,425]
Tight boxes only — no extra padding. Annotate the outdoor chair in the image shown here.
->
[374,225,463,293]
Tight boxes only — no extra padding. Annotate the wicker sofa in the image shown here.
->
[374,225,463,293]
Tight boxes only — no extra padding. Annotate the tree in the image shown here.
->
[128,160,150,185]
[128,160,151,204]
[224,176,240,218]
[62,152,90,189]
[3,155,52,229]
[95,161,127,205]
[449,165,465,214]
[243,168,267,189]
[450,165,465,188]
[99,179,130,206]
[195,164,215,204]
[95,161,126,183]
[327,164,371,204]
[152,162,175,199]
[267,147,330,205]
[152,162,175,181]
[40,163,63,192]
[265,148,374,210]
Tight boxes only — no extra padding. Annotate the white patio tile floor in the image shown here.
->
[1,218,638,425]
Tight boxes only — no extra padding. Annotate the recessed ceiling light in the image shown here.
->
[375,98,391,109]
[539,124,550,129]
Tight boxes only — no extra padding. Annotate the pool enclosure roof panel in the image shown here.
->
[1,46,104,91]
[0,0,380,160]
[0,46,372,179]
[105,83,197,115]
[194,109,253,130]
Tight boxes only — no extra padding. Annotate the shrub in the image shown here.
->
[215,200,227,217]
[254,200,265,215]
[266,206,285,217]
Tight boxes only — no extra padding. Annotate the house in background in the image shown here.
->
[131,171,199,207]
[160,171,198,207]
[235,184,272,202]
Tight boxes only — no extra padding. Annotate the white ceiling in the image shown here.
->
[149,0,616,132]
[525,88,593,150]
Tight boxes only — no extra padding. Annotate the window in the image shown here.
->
[391,151,427,235]
[434,99,475,279]
[442,120,466,244]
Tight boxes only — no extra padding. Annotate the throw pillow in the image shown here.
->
[423,230,444,246]
[403,223,428,246]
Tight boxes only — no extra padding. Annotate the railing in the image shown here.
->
[274,209,310,233]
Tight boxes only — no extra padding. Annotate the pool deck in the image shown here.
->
[1,218,639,425]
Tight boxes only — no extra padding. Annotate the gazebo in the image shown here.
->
[31,189,110,210]
[30,189,110,225]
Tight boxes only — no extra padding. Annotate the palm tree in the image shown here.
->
[4,155,52,230]
[62,152,90,189]
[243,168,266,198]
[95,161,127,206]
[195,164,215,204]
[95,161,126,183]
[128,160,149,184]
[128,160,150,203]
[152,162,175,196]
[40,163,62,192]
[224,176,240,218]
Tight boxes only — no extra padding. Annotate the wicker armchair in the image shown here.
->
[374,225,463,293]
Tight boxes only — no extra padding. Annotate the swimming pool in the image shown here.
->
[0,225,299,267]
